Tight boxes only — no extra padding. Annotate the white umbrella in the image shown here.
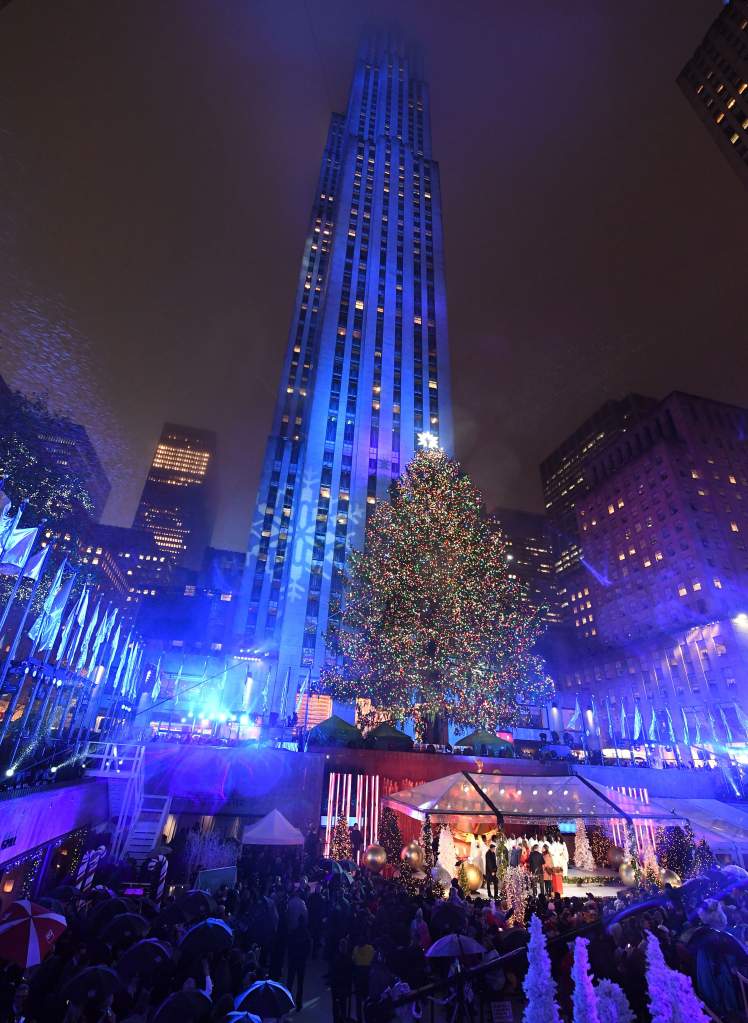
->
[426,934,485,959]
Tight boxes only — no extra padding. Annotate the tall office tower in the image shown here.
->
[0,373,111,520]
[236,38,453,709]
[133,423,217,571]
[491,508,560,624]
[550,392,748,750]
[678,0,748,188]
[540,395,655,628]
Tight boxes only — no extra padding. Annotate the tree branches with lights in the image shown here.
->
[319,448,550,733]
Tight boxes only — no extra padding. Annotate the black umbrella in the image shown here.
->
[155,901,187,927]
[235,980,295,1016]
[430,901,468,938]
[179,918,233,959]
[152,989,212,1023]
[50,885,82,902]
[116,938,173,981]
[90,885,116,901]
[100,912,150,947]
[61,965,122,1004]
[36,897,65,915]
[179,890,218,922]
[89,897,132,932]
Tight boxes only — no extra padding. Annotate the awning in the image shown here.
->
[382,772,686,824]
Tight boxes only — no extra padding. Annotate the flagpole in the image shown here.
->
[0,518,39,636]
[8,558,72,760]
[0,543,50,745]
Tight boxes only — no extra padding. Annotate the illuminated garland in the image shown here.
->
[319,450,551,730]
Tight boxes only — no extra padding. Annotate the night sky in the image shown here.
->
[1,1,746,551]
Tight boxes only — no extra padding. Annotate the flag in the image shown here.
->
[648,706,657,741]
[173,659,184,705]
[719,706,733,744]
[708,705,719,743]
[126,645,143,701]
[39,572,75,652]
[0,527,38,575]
[111,631,132,694]
[150,655,162,701]
[665,707,677,744]
[567,696,582,731]
[736,703,748,739]
[103,622,121,685]
[0,499,24,557]
[76,599,100,671]
[23,547,49,581]
[620,699,628,740]
[633,702,643,742]
[681,706,690,746]
[87,605,115,674]
[247,671,258,712]
[295,669,311,715]
[57,586,88,662]
[0,491,14,551]
[28,560,67,648]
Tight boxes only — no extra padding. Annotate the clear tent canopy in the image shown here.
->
[382,772,685,826]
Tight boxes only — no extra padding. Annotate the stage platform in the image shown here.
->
[475,866,623,901]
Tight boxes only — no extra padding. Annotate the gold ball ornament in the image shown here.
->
[660,868,682,888]
[400,842,425,869]
[464,862,483,892]
[362,844,386,873]
[619,862,638,887]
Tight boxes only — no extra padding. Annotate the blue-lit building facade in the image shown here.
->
[235,39,453,712]
[543,391,748,765]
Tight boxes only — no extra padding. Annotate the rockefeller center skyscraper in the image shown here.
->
[236,38,453,713]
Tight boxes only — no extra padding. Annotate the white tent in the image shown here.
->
[382,771,682,825]
[241,809,305,846]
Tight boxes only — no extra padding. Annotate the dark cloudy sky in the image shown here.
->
[1,1,746,550]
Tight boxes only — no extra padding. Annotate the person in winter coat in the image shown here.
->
[286,917,312,1012]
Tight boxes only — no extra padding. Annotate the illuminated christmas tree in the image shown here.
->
[378,807,403,864]
[330,816,352,861]
[574,820,596,872]
[319,448,550,734]
[421,814,435,870]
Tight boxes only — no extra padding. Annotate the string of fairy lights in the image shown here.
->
[319,448,553,732]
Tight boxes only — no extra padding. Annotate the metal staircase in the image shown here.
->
[83,741,171,864]
[122,792,172,863]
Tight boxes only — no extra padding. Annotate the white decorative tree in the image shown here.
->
[574,819,596,872]
[571,937,600,1023]
[595,979,634,1023]
[437,823,458,878]
[522,914,561,1023]
[645,932,710,1023]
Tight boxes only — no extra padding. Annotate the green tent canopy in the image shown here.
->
[456,729,514,757]
[365,722,414,751]
[307,714,363,748]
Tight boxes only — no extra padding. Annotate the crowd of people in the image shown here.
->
[0,820,745,1022]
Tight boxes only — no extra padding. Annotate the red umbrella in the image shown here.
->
[0,900,67,968]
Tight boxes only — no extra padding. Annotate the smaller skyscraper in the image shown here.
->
[133,423,217,570]
[0,373,111,520]
[540,394,655,584]
[678,0,748,188]
[492,508,559,624]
